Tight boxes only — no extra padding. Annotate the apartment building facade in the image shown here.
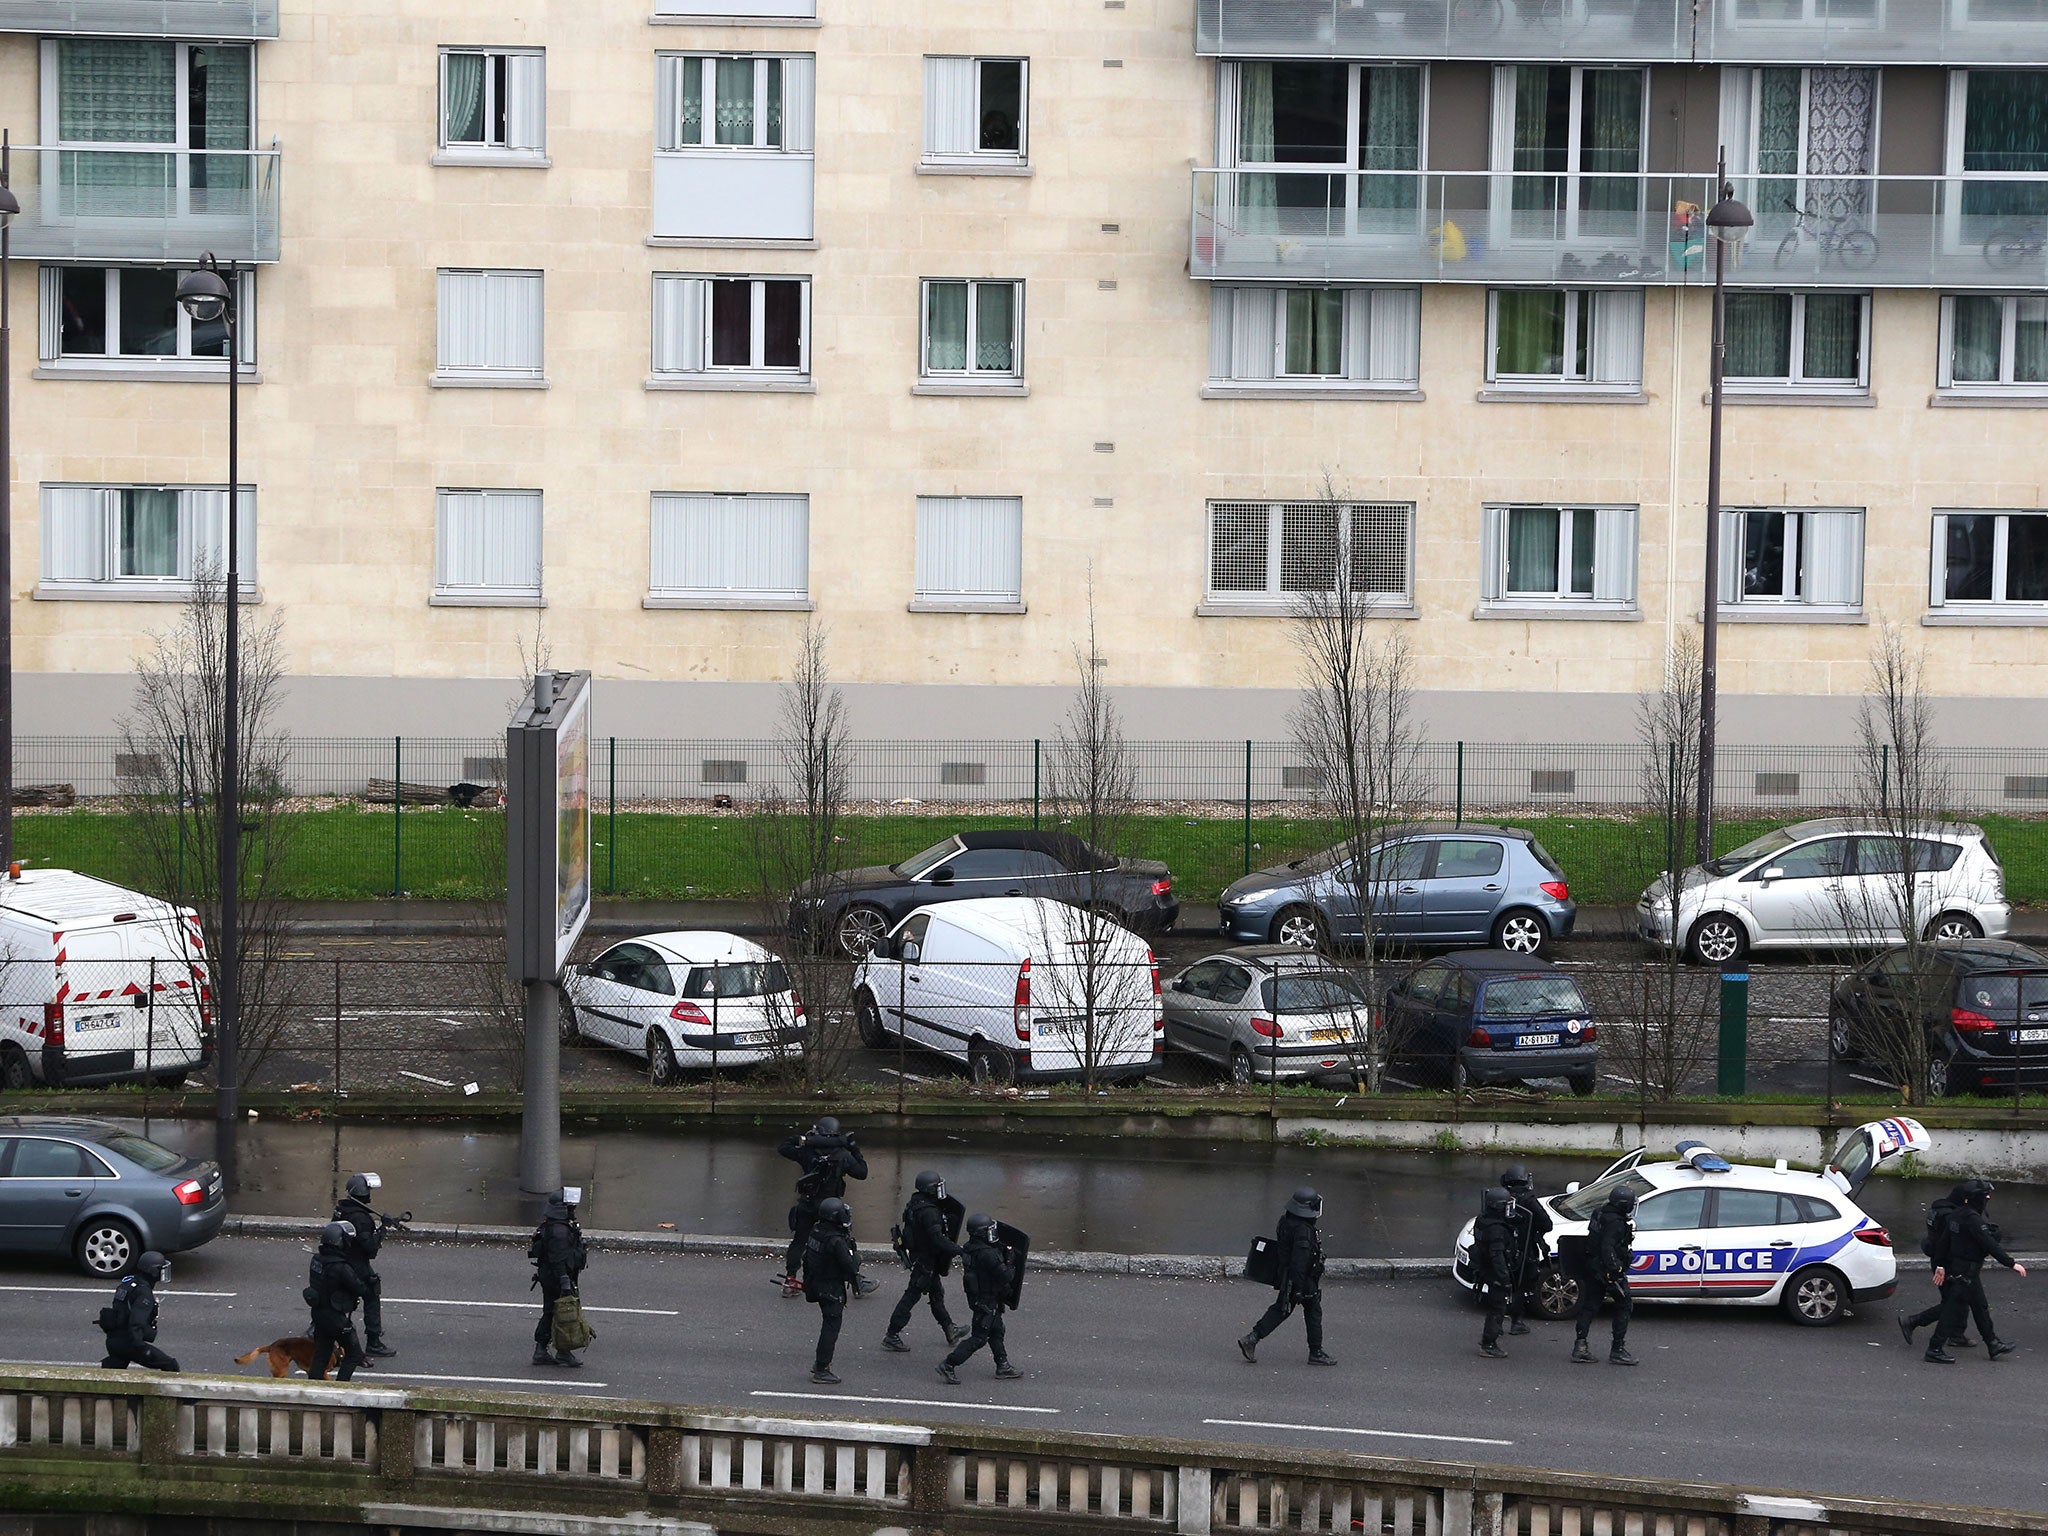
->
[1,0,2046,744]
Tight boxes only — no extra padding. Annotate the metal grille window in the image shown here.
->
[435,269,544,381]
[38,483,256,597]
[649,492,808,601]
[40,265,254,368]
[651,274,809,376]
[1480,504,1637,607]
[914,495,1023,607]
[434,489,542,603]
[923,57,1027,163]
[1208,287,1420,389]
[1939,294,2048,393]
[656,54,815,153]
[439,48,545,157]
[1206,501,1413,608]
[1931,510,2048,609]
[1487,289,1642,388]
[921,279,1022,380]
[1719,508,1864,609]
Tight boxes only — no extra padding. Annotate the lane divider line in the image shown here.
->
[385,1297,679,1317]
[1204,1418,1512,1448]
[355,1371,612,1388]
[0,1285,239,1299]
[752,1390,1059,1414]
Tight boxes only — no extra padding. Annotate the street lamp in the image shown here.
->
[0,137,21,870]
[175,254,242,1189]
[1695,169,1752,867]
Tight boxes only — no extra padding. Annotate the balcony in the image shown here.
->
[1191,170,2048,290]
[0,0,278,38]
[652,151,814,242]
[1195,0,2048,66]
[5,147,280,264]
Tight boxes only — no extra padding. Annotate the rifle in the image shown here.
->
[377,1210,415,1235]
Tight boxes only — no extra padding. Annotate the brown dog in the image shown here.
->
[233,1337,329,1378]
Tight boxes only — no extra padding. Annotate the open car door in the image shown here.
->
[1824,1116,1931,1194]
[1595,1147,1649,1182]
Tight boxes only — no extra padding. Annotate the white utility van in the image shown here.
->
[851,896,1162,1084]
[0,869,212,1090]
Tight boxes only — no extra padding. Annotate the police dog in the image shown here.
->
[233,1337,329,1378]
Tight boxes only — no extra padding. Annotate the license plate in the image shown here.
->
[729,1032,770,1048]
[71,1015,123,1034]
[1516,1033,1562,1048]
[1308,1028,1350,1043]
[2016,1028,2048,1044]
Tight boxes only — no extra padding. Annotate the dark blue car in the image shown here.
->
[1380,950,1599,1095]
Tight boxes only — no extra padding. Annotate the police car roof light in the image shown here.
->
[1676,1140,1733,1173]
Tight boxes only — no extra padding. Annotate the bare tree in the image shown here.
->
[118,564,302,1089]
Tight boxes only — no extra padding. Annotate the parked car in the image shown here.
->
[851,896,1162,1084]
[1379,950,1599,1094]
[1638,818,2010,967]
[1164,947,1373,1085]
[0,1116,226,1276]
[0,868,213,1092]
[561,931,805,1084]
[1829,939,2048,1098]
[1217,824,1575,955]
[793,829,1178,956]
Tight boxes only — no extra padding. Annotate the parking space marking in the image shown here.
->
[0,1284,239,1298]
[386,1297,680,1317]
[752,1390,1060,1414]
[875,1068,932,1083]
[1848,1072,1902,1090]
[1204,1418,1512,1448]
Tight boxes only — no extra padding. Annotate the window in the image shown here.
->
[438,48,545,161]
[1932,510,2048,612]
[648,492,809,608]
[1724,292,1867,391]
[1633,1187,1709,1232]
[1493,66,1645,242]
[651,274,809,383]
[41,39,253,216]
[913,495,1023,610]
[920,279,1022,384]
[39,265,254,371]
[38,483,256,599]
[652,53,816,242]
[435,269,544,383]
[8,1139,91,1179]
[1760,836,1852,879]
[1479,504,1637,611]
[657,54,814,153]
[924,57,1028,165]
[1487,289,1642,390]
[1722,68,1878,246]
[1432,840,1505,880]
[1205,500,1414,612]
[1207,287,1420,390]
[1718,508,1864,611]
[1221,62,1423,230]
[1947,70,2048,227]
[657,0,816,15]
[434,489,542,604]
[1710,1188,1787,1228]
[1939,294,2048,393]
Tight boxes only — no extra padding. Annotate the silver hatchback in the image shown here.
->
[1164,947,1373,1084]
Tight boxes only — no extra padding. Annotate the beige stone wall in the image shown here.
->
[3,0,2044,720]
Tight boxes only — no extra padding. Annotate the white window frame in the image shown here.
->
[1726,0,1878,27]
[436,47,547,165]
[912,495,1024,613]
[1938,293,2048,395]
[649,273,810,386]
[1206,286,1421,393]
[1929,508,2048,615]
[1201,500,1416,616]
[433,488,544,606]
[1943,69,2048,250]
[657,54,814,154]
[1722,290,1870,394]
[1718,507,1866,613]
[434,268,545,386]
[918,278,1024,386]
[1485,288,1643,392]
[38,264,256,375]
[1488,65,1649,247]
[36,483,257,601]
[1478,503,1639,615]
[40,38,255,152]
[647,492,812,610]
[922,56,1029,168]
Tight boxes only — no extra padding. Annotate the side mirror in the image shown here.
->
[900,942,921,965]
[1565,1182,1581,1194]
[1761,867,1786,884]
[929,865,955,886]
[869,936,893,961]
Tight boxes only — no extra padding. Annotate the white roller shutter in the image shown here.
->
[781,55,815,153]
[1228,289,1277,381]
[651,275,707,373]
[656,55,690,151]
[1804,508,1864,607]
[40,486,108,583]
[1478,506,1505,601]
[507,52,547,152]
[1718,510,1746,605]
[1208,289,1236,379]
[923,56,977,157]
[1928,512,1948,608]
[1365,286,1420,385]
[1591,505,1638,604]
[438,490,542,595]
[651,493,808,596]
[37,267,63,362]
[1590,289,1643,386]
[916,495,1022,600]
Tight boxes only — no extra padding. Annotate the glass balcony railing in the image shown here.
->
[0,0,277,38]
[5,146,281,264]
[1191,169,2048,289]
[1195,0,2048,66]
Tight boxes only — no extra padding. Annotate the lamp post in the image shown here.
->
[1695,166,1752,866]
[175,254,241,1189]
[0,138,21,869]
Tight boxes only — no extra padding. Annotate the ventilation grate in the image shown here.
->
[1530,769,1576,796]
[1755,772,1800,797]
[463,756,508,783]
[701,759,747,785]
[939,762,987,786]
[2006,775,2048,801]
[1281,766,1318,791]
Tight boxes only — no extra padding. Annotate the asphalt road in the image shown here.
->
[10,1235,2047,1514]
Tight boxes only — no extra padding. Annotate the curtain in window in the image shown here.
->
[1495,290,1563,376]
[1726,291,1793,377]
[973,283,1015,371]
[1505,507,1560,594]
[1283,289,1341,375]
[191,47,252,203]
[715,58,755,145]
[1802,292,1862,380]
[119,489,180,578]
[1963,70,2048,217]
[1234,63,1278,230]
[1579,69,1643,235]
[663,56,703,147]
[1754,67,1803,237]
[59,39,175,215]
[925,282,968,370]
[1949,293,2003,382]
[2017,296,2048,382]
[444,52,486,144]
[1805,68,1875,224]
[1358,67,1420,216]
[1509,65,1560,234]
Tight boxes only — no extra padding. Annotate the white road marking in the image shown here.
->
[0,1284,238,1298]
[874,1068,931,1083]
[1848,1072,1902,1090]
[386,1297,679,1317]
[398,1070,457,1088]
[752,1390,1059,1414]
[1204,1417,1512,1448]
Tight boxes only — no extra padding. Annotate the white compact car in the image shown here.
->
[1453,1117,1930,1326]
[1637,818,2009,966]
[561,931,804,1083]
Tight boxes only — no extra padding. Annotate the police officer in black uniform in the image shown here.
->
[99,1251,179,1371]
[1925,1178,2025,1364]
[1900,1183,1981,1353]
[1501,1163,1552,1335]
[938,1212,1023,1384]
[530,1187,590,1368]
[1237,1187,1337,1366]
[884,1169,969,1353]
[779,1117,869,1298]
[1474,1187,1517,1358]
[307,1221,368,1382]
[1572,1187,1637,1365]
[802,1197,862,1384]
[333,1172,396,1359]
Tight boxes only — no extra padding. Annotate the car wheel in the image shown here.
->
[1532,1264,1579,1321]
[1827,1011,1860,1063]
[968,1040,1015,1086]
[1924,912,1983,943]
[1229,1047,1255,1087]
[1271,905,1326,950]
[1491,908,1547,955]
[559,997,583,1045]
[854,990,888,1049]
[648,1032,681,1087]
[1783,1265,1848,1326]
[1,1046,35,1091]
[75,1218,140,1278]
[1925,1050,1957,1100]
[1685,913,1748,967]
[835,904,891,958]
[1450,1055,1470,1093]
[1568,1071,1596,1098]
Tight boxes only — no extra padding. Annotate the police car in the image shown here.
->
[1452,1118,1930,1326]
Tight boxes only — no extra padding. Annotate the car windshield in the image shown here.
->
[98,1132,183,1172]
[680,961,791,999]
[1551,1170,1655,1220]
[1260,972,1369,1015]
[1704,826,1801,876]
[1287,839,1357,875]
[893,838,964,879]
[1479,975,1587,1019]
[1963,972,2048,1017]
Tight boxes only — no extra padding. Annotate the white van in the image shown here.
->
[0,870,212,1090]
[850,896,1162,1084]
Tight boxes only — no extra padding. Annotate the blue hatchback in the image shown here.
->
[1380,950,1599,1095]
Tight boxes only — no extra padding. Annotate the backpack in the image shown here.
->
[97,1280,134,1335]
[550,1293,596,1352]
[1921,1205,1956,1267]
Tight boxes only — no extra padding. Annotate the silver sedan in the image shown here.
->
[1162,947,1373,1085]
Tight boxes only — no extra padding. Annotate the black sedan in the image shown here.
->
[1829,939,2048,1098]
[792,829,1178,955]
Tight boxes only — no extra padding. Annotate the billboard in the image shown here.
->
[507,671,593,981]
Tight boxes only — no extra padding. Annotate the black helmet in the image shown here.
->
[1605,1188,1638,1213]
[345,1172,377,1202]
[1480,1188,1511,1217]
[136,1250,169,1282]
[819,1197,852,1229]
[320,1220,352,1249]
[966,1212,997,1239]
[1962,1178,1994,1210]
[1501,1164,1532,1192]
[813,1116,841,1137]
[915,1169,945,1198]
[1286,1187,1323,1220]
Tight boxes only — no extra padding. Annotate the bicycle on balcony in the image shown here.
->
[1983,221,2047,271]
[1773,198,1878,272]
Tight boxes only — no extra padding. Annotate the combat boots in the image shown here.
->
[1924,1341,1958,1364]
[1608,1344,1638,1366]
[881,1333,911,1353]
[1570,1337,1593,1363]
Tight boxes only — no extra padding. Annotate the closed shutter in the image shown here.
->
[1229,289,1277,381]
[1208,288,1235,379]
[185,488,229,579]
[37,267,63,361]
[1804,508,1864,607]
[655,55,688,151]
[923,56,977,157]
[438,490,542,594]
[1365,286,1420,385]
[494,271,543,375]
[916,495,1022,600]
[507,52,546,152]
[1928,512,1948,608]
[1591,505,1638,603]
[1343,289,1371,381]
[1718,510,1745,605]
[1478,505,1504,601]
[781,55,815,153]
[40,486,108,582]
[437,271,487,371]
[1590,289,1643,385]
[651,275,706,373]
[651,493,808,595]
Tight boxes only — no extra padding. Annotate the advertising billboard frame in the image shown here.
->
[506,670,593,982]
